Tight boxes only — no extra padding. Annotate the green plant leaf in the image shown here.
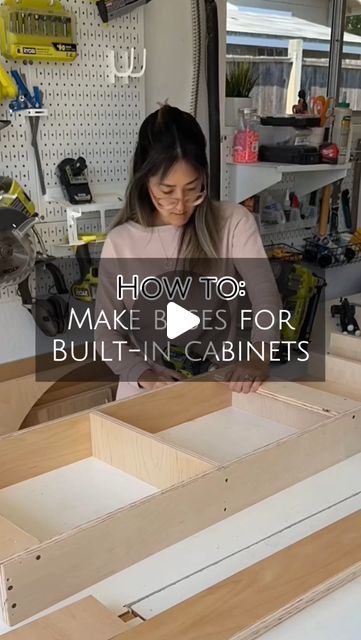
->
[226,61,258,97]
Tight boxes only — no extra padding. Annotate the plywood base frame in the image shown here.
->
[0,380,361,626]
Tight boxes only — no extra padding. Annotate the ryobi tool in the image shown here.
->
[162,344,213,379]
[273,263,318,343]
[71,243,99,303]
[0,0,77,63]
[56,157,93,205]
[0,61,17,102]
[0,177,38,288]
[96,0,152,23]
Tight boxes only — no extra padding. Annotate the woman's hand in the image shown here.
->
[215,344,270,394]
[138,368,183,391]
[225,360,269,394]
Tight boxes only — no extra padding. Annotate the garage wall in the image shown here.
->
[144,0,227,140]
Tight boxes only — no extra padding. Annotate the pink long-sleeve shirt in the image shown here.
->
[95,201,281,399]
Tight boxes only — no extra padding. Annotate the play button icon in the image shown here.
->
[166,302,200,340]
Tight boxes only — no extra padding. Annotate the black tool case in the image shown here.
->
[259,144,320,164]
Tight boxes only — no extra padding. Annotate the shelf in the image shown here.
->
[51,239,105,257]
[45,191,123,212]
[10,108,48,117]
[44,187,124,246]
[227,162,351,203]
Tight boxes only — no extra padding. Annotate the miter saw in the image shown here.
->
[0,177,38,289]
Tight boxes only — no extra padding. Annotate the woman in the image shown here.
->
[95,104,281,399]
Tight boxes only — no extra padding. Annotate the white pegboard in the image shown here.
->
[0,0,145,301]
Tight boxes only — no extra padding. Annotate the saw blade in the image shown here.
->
[0,232,36,288]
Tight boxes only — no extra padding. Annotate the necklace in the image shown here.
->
[156,228,178,271]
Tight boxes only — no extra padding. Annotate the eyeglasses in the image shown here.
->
[149,187,207,211]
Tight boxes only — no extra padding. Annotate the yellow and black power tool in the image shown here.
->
[71,242,99,303]
[0,176,36,217]
[273,262,318,342]
[0,176,38,288]
[0,0,77,63]
[162,344,213,379]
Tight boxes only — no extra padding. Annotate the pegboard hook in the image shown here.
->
[130,48,147,79]
[109,48,134,84]
[109,47,146,84]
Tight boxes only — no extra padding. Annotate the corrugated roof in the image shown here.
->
[227,3,361,43]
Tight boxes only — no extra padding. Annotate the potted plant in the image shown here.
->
[225,62,258,127]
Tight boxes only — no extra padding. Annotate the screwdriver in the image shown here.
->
[51,16,57,37]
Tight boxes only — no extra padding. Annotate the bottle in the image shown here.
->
[283,189,291,222]
[332,93,352,164]
[232,108,260,164]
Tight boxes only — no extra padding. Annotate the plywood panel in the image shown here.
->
[99,383,231,433]
[301,380,361,403]
[0,459,157,541]
[329,332,361,363]
[232,391,326,429]
[90,415,214,489]
[0,376,53,435]
[0,516,38,562]
[113,511,361,640]
[21,387,113,429]
[2,596,124,639]
[258,380,361,414]
[0,416,91,489]
[158,407,297,464]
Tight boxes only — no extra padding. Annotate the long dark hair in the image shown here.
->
[112,105,220,259]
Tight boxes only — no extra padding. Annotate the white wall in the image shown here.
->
[228,0,331,26]
[144,0,227,139]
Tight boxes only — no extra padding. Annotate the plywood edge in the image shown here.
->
[112,511,361,640]
[1,596,125,638]
[229,561,361,640]
[256,380,355,415]
[0,516,39,563]
[0,411,92,444]
[90,411,217,470]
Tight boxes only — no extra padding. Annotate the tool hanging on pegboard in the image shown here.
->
[0,0,77,62]
[95,0,152,23]
[71,243,99,303]
[9,70,47,196]
[56,157,93,205]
